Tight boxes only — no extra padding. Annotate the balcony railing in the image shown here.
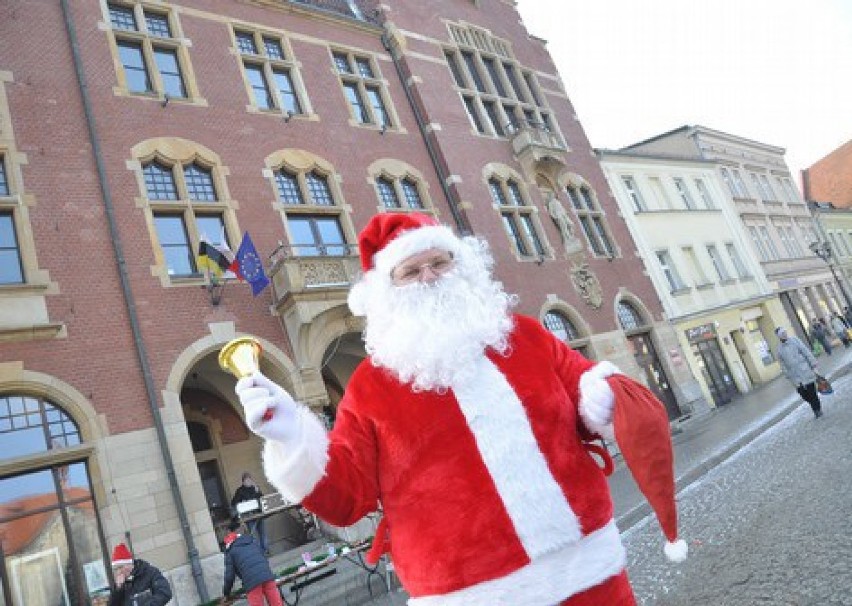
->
[268,244,361,302]
[508,120,566,158]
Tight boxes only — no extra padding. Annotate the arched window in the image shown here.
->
[617,301,645,331]
[274,166,348,256]
[373,174,426,210]
[543,310,579,342]
[1,395,81,457]
[565,182,615,258]
[488,175,546,259]
[141,154,234,279]
[0,395,108,605]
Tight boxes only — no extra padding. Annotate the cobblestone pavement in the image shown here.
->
[624,373,852,606]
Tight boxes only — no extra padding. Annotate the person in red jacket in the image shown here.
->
[235,213,686,606]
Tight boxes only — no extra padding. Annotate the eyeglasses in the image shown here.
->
[391,254,454,285]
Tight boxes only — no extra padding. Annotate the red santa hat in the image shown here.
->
[609,374,688,562]
[357,212,462,275]
[111,543,133,567]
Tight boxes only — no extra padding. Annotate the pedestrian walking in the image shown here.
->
[809,319,832,356]
[222,519,283,606]
[830,314,850,348]
[775,327,823,419]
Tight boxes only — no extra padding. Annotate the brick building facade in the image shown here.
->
[0,1,700,603]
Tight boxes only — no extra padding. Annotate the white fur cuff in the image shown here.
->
[579,361,621,439]
[262,406,330,504]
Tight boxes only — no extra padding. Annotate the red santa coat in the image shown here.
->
[262,315,629,604]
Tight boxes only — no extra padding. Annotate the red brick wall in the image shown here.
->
[804,139,852,208]
[0,0,662,439]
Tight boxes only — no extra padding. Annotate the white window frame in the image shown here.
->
[656,249,686,292]
[706,244,731,281]
[725,242,750,278]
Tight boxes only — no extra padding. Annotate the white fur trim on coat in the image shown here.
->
[372,224,462,277]
[579,361,621,440]
[409,520,625,606]
[450,354,583,557]
[262,405,330,504]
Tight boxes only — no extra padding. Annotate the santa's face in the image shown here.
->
[355,237,515,392]
[390,248,454,286]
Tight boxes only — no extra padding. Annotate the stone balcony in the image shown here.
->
[509,122,567,182]
[269,245,360,307]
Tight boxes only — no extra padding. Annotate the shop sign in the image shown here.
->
[685,322,717,342]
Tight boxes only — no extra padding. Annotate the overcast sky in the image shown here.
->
[515,0,852,187]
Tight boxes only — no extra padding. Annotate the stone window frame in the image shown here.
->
[129,138,238,287]
[330,48,399,131]
[540,300,592,358]
[443,23,561,142]
[562,174,618,259]
[265,150,358,258]
[484,165,550,262]
[367,160,435,215]
[231,26,312,119]
[104,1,204,105]
[0,75,62,342]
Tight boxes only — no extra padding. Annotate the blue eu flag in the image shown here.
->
[234,233,270,296]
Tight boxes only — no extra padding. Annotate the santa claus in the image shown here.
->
[235,212,686,605]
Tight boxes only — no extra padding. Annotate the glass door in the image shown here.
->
[692,339,738,406]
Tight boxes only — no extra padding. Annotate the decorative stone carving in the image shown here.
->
[570,262,603,309]
[300,259,348,287]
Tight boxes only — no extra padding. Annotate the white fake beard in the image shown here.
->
[359,243,516,392]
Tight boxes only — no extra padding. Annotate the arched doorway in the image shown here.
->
[317,332,367,427]
[617,301,681,420]
[0,394,110,606]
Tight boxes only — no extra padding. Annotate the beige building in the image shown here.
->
[598,149,786,408]
[807,202,852,314]
[620,126,843,346]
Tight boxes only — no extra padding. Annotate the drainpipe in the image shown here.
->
[380,30,471,235]
[59,1,209,602]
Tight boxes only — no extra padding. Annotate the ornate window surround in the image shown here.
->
[366,160,435,215]
[484,164,551,262]
[264,149,358,257]
[129,138,238,287]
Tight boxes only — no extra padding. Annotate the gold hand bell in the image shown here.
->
[218,337,262,379]
[219,337,273,421]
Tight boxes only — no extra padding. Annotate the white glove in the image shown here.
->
[235,372,300,443]
[579,361,620,438]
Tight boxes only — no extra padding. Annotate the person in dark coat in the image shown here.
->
[108,542,172,606]
[775,327,823,418]
[231,471,268,554]
[222,519,283,606]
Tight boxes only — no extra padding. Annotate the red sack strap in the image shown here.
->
[583,441,614,477]
[364,516,390,565]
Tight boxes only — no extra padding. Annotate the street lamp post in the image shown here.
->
[809,240,852,309]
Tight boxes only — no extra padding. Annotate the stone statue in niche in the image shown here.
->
[546,193,581,254]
